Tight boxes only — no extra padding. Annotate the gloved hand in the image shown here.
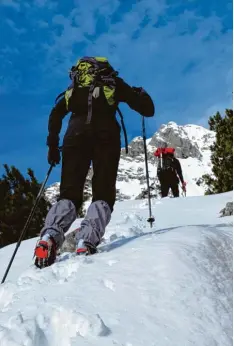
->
[182,181,187,191]
[131,86,154,117]
[48,146,60,166]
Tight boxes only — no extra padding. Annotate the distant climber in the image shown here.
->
[154,147,186,198]
[33,56,155,268]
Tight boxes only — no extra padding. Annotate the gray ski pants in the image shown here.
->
[40,199,111,249]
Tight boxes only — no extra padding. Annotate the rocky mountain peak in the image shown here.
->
[149,122,215,159]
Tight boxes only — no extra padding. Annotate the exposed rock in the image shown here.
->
[220,202,233,217]
[121,136,145,159]
[59,229,78,253]
[135,182,161,200]
[149,122,202,159]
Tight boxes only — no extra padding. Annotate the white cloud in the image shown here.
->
[5,18,26,34]
[0,0,20,11]
[34,0,57,10]
[42,0,166,72]
[1,46,19,54]
[37,19,49,28]
[43,13,89,71]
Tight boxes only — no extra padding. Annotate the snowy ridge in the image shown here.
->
[45,122,215,205]
[0,192,232,345]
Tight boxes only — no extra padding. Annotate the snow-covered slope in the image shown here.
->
[0,192,232,346]
[45,122,215,205]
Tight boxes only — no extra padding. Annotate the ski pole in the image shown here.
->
[142,116,155,228]
[1,164,54,284]
[180,184,186,197]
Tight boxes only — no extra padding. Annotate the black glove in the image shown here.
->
[131,86,154,117]
[48,146,60,166]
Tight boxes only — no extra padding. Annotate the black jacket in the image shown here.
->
[47,77,155,148]
[157,157,184,184]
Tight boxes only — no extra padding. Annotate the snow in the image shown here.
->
[182,124,215,150]
[0,192,232,346]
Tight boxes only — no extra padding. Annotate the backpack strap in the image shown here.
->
[86,82,96,124]
[78,58,104,124]
[117,107,128,154]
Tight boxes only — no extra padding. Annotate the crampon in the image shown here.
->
[34,238,56,269]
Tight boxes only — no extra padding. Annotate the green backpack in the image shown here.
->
[55,56,128,152]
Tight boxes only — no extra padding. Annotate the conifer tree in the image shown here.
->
[0,165,51,247]
[203,109,233,194]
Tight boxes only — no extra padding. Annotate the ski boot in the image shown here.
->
[34,235,56,269]
[76,239,97,256]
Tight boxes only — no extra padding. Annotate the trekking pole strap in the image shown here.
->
[117,107,128,154]
[1,164,54,284]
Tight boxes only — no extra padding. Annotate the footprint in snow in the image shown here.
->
[110,234,119,242]
[51,260,81,282]
[103,279,116,291]
[49,306,111,345]
[0,312,49,346]
[0,283,18,312]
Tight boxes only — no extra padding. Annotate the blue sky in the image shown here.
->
[0,0,232,185]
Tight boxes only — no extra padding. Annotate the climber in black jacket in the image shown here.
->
[157,152,186,198]
[34,56,155,268]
